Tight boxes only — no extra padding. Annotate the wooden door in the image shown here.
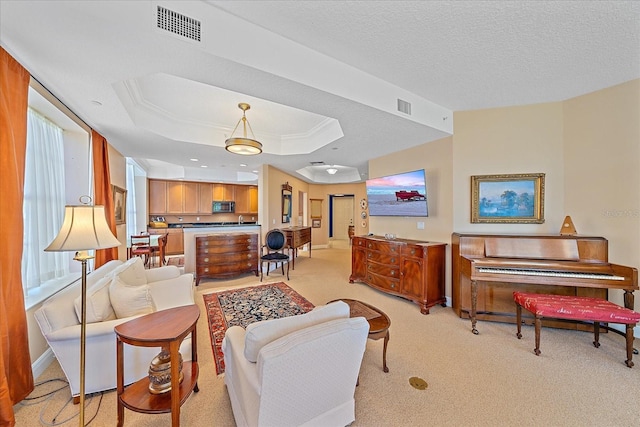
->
[167,182,184,213]
[166,229,184,255]
[235,185,249,213]
[198,183,213,213]
[148,180,167,214]
[248,186,258,214]
[183,182,198,213]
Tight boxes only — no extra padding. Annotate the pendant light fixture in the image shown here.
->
[225,102,263,155]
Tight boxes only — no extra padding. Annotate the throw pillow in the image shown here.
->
[109,275,155,319]
[107,257,148,286]
[73,276,116,323]
[244,301,349,363]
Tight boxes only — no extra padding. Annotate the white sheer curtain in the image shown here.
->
[126,161,138,238]
[22,108,68,292]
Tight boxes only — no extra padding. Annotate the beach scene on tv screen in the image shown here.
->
[366,170,428,217]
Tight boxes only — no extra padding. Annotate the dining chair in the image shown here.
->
[260,229,291,281]
[151,233,168,266]
[130,234,152,268]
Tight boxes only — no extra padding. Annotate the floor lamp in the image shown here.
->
[45,200,120,426]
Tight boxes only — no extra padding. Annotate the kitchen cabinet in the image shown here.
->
[248,186,258,214]
[213,183,235,201]
[234,185,258,214]
[148,180,167,214]
[149,179,256,216]
[198,183,213,213]
[167,181,198,214]
[349,235,446,314]
[148,228,184,255]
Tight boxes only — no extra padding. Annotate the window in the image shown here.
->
[23,81,92,308]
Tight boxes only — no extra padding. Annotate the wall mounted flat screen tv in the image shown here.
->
[366,169,428,217]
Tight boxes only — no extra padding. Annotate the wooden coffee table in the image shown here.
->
[329,298,391,372]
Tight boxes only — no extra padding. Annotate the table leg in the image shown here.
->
[170,341,180,426]
[471,279,479,335]
[382,330,389,373]
[116,338,125,427]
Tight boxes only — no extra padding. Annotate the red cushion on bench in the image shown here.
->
[513,292,640,324]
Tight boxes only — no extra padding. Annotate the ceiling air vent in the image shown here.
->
[397,98,411,115]
[310,161,325,166]
[157,6,201,42]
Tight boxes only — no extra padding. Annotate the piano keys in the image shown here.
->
[452,233,638,334]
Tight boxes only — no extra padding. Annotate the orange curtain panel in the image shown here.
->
[0,47,35,426]
[91,130,118,268]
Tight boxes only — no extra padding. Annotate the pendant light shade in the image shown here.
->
[225,103,263,155]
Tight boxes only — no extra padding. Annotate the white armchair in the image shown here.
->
[222,301,369,427]
[34,257,194,400]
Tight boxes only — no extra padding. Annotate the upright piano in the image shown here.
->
[451,233,638,334]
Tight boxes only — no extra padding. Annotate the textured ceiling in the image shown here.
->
[1,1,638,184]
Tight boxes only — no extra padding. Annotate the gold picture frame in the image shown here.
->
[112,185,127,225]
[312,218,321,228]
[471,173,545,224]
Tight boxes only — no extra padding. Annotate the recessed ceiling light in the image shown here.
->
[252,170,259,173]
[90,100,103,106]
[240,163,247,167]
[200,165,208,168]
[190,158,199,162]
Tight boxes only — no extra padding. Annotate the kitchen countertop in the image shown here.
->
[161,222,259,229]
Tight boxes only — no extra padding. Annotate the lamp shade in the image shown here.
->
[45,205,120,252]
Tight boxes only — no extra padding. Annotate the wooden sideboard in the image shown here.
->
[195,233,258,285]
[281,226,311,269]
[349,235,446,314]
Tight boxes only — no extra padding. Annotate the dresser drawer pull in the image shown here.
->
[411,249,416,255]
[247,254,253,259]
[390,271,395,276]
[204,268,209,272]
[203,258,209,263]
[204,249,209,254]
[368,243,372,248]
[391,258,395,263]
[390,283,395,288]
[368,253,372,258]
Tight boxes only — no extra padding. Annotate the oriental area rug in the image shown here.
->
[203,282,314,375]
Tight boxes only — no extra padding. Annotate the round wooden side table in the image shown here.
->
[115,304,199,426]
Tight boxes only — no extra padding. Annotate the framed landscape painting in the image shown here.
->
[471,173,545,223]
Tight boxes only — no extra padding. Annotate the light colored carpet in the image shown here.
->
[14,244,640,426]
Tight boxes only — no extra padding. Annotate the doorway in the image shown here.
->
[329,195,354,247]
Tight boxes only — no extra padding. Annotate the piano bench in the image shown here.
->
[513,292,640,368]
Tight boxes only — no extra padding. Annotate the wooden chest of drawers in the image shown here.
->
[349,235,446,314]
[195,233,258,284]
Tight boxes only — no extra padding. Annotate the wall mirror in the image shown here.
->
[282,183,292,223]
[310,198,323,219]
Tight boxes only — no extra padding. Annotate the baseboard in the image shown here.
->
[32,348,55,379]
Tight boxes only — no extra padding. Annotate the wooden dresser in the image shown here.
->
[281,226,312,269]
[195,233,258,285]
[349,235,446,314]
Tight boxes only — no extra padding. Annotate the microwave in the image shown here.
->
[212,201,235,213]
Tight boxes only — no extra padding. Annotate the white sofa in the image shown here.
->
[222,301,370,427]
[34,257,195,400]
